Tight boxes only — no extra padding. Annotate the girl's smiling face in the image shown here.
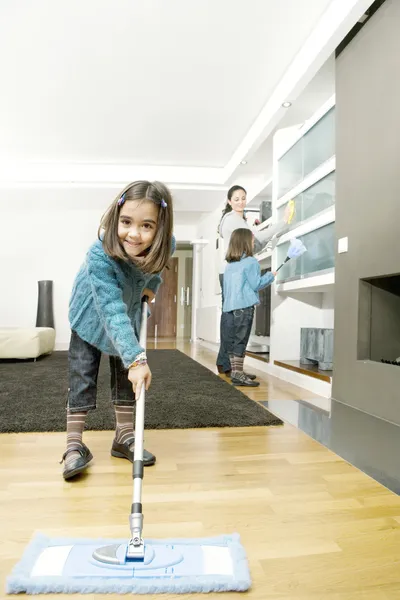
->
[118,199,159,258]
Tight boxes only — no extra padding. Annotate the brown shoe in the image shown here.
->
[60,443,93,480]
[111,438,156,466]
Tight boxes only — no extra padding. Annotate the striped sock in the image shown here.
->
[231,355,244,379]
[64,409,87,470]
[114,405,134,446]
[229,354,235,374]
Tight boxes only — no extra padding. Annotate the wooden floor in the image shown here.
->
[1,340,400,599]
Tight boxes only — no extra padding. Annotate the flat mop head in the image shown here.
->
[6,532,251,595]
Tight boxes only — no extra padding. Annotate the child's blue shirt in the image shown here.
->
[223,256,275,313]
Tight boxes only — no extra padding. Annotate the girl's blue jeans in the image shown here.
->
[217,274,231,371]
[217,274,255,367]
[67,330,135,413]
[225,306,255,358]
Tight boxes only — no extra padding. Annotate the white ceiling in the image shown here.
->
[172,188,227,212]
[0,0,373,213]
[0,0,332,165]
[244,54,336,208]
[239,55,335,178]
[0,185,224,212]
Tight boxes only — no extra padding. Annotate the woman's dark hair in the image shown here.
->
[99,180,173,274]
[226,228,254,263]
[218,185,247,234]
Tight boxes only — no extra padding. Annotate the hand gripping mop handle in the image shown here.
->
[128,295,149,559]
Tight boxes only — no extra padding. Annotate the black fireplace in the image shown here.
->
[358,273,400,364]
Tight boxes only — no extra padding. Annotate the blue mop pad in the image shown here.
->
[6,532,251,595]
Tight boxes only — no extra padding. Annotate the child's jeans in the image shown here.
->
[216,274,231,372]
[225,306,255,358]
[67,330,135,413]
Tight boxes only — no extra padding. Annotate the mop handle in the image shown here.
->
[130,296,149,531]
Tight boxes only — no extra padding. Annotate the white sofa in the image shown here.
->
[0,327,56,359]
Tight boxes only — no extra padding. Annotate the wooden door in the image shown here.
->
[147,257,178,338]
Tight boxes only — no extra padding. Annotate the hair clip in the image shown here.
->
[161,198,167,208]
[117,193,126,207]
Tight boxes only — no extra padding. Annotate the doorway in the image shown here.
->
[147,257,178,338]
[182,255,193,338]
[175,246,193,339]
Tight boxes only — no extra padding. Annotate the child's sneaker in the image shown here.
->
[231,373,260,387]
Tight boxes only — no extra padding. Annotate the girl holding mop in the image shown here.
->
[61,181,175,480]
[222,228,276,387]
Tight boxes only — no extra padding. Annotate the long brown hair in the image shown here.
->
[99,180,173,274]
[226,228,253,263]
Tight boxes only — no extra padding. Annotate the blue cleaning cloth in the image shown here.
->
[287,238,307,259]
[6,532,251,595]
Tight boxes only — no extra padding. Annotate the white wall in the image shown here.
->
[270,291,321,361]
[269,289,335,362]
[194,207,222,342]
[322,290,335,328]
[0,187,196,349]
[197,209,221,307]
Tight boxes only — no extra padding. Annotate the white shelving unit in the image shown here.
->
[276,157,336,210]
[266,95,337,399]
[275,271,334,293]
[277,205,335,247]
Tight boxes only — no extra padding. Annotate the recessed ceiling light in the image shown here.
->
[282,101,292,108]
[240,160,247,165]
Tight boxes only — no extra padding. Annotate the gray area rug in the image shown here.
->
[0,349,282,433]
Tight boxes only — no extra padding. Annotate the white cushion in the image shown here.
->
[0,327,55,359]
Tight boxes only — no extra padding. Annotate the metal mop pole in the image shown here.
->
[91,297,149,565]
[126,295,149,560]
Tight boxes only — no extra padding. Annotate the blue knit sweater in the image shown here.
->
[69,237,175,367]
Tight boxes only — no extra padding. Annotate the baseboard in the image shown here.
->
[196,306,220,344]
[271,363,332,400]
[54,342,69,351]
[196,339,220,354]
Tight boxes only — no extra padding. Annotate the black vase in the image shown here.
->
[36,280,55,328]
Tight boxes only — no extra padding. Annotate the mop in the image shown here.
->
[275,237,307,272]
[6,297,251,595]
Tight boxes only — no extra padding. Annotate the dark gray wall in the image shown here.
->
[333,0,400,425]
